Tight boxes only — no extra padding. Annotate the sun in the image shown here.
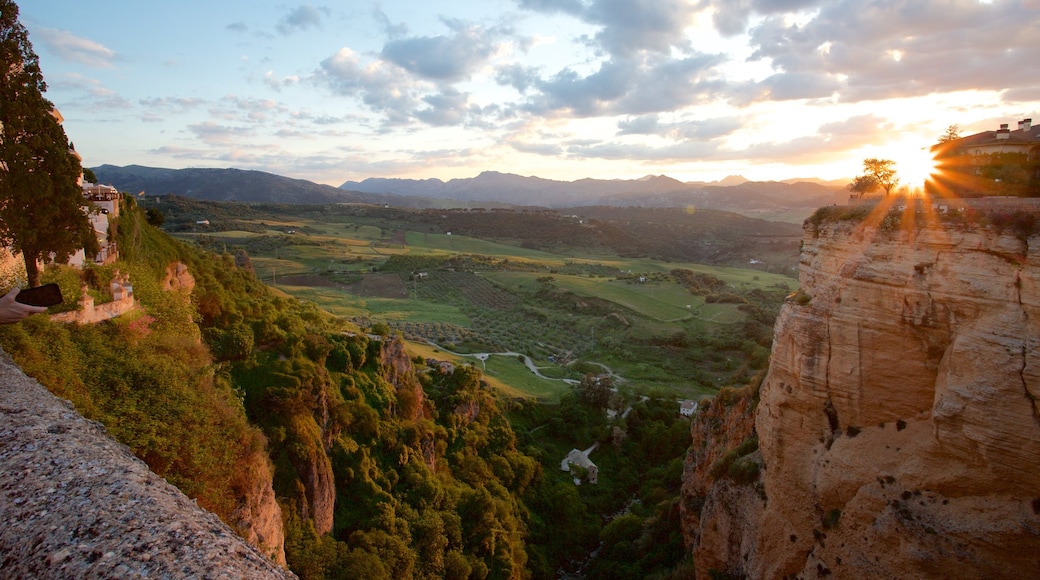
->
[894,146,940,194]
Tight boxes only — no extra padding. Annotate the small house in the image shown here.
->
[679,399,698,417]
[560,449,598,484]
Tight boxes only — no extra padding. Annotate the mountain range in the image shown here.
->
[93,165,848,221]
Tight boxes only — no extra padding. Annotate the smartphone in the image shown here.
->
[15,283,64,307]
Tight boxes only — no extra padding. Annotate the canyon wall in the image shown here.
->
[685,204,1040,578]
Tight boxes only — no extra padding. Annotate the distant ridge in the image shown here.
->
[340,170,846,213]
[92,165,402,206]
[92,165,847,221]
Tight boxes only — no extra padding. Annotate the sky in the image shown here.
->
[20,0,1040,188]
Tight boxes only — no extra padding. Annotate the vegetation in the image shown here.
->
[0,0,97,285]
[848,158,898,197]
[0,191,795,578]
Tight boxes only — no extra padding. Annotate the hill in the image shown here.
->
[92,165,405,206]
[92,165,844,221]
[342,170,846,216]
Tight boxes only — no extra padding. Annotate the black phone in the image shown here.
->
[15,283,64,307]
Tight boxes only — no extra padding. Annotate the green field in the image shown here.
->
[165,201,795,400]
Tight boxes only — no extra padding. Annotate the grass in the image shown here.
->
[279,285,472,324]
[481,271,747,324]
[480,355,571,402]
[405,232,570,263]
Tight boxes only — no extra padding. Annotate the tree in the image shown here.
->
[849,158,899,197]
[577,373,612,409]
[938,124,961,144]
[0,0,97,286]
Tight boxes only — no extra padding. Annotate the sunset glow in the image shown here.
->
[21,1,1040,187]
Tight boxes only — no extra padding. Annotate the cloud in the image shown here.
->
[226,22,249,33]
[318,19,517,128]
[277,4,328,35]
[522,112,892,166]
[415,88,478,126]
[34,27,117,68]
[263,71,301,92]
[522,52,727,117]
[618,115,742,140]
[380,19,507,82]
[372,9,409,39]
[700,0,822,36]
[742,1,1040,104]
[188,121,256,145]
[319,47,423,126]
[518,0,701,58]
[737,114,895,163]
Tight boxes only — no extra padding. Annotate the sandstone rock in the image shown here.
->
[686,205,1040,578]
[231,453,287,566]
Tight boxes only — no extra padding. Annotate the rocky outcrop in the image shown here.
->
[680,392,762,576]
[0,351,295,579]
[380,335,427,422]
[685,203,1040,578]
[161,261,195,292]
[231,453,288,566]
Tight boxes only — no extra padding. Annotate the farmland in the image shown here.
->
[151,197,798,401]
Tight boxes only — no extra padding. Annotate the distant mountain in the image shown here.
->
[340,171,693,207]
[92,165,403,206]
[91,165,847,221]
[341,170,846,215]
[781,177,850,188]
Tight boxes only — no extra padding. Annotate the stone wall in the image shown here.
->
[0,350,296,579]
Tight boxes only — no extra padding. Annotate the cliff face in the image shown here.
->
[686,208,1040,578]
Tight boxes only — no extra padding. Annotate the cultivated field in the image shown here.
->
[163,201,797,401]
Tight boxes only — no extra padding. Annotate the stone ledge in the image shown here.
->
[0,350,296,579]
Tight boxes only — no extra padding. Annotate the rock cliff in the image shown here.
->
[684,202,1040,578]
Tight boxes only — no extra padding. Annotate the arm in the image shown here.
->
[0,288,47,324]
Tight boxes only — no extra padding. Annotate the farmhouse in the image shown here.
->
[560,448,598,484]
[679,399,698,417]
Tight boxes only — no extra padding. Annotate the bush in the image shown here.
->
[728,456,760,484]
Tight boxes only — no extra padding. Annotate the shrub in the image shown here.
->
[728,457,760,484]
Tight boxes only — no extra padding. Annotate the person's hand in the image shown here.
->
[0,288,48,324]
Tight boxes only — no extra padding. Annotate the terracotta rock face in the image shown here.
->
[232,454,288,566]
[687,207,1040,578]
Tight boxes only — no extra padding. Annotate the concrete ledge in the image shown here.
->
[0,350,296,579]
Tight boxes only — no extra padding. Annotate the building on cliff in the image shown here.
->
[930,117,1040,197]
[69,183,121,267]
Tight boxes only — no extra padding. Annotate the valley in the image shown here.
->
[152,196,797,401]
[1,194,801,579]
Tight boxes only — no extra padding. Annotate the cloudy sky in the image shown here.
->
[21,0,1040,187]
